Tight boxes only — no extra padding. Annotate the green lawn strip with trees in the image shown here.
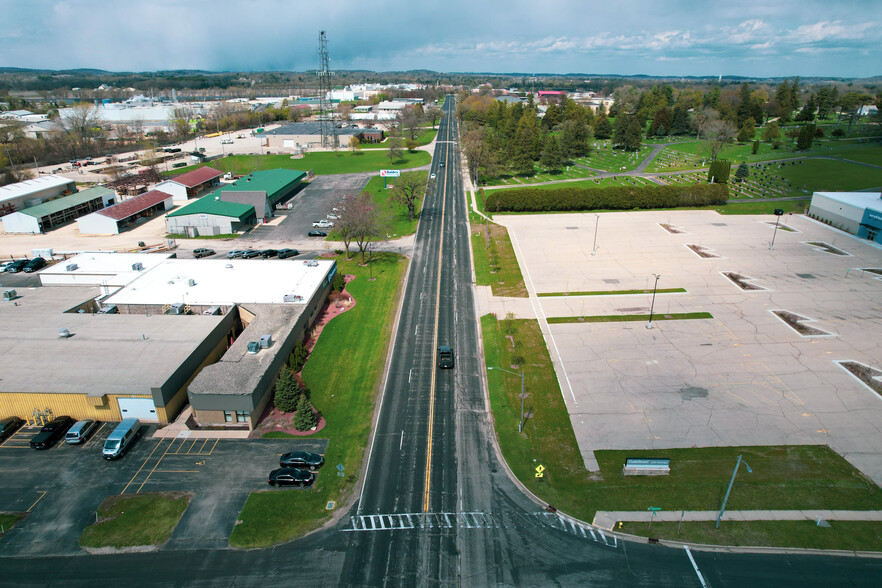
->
[79,493,192,548]
[229,253,408,548]
[620,520,882,551]
[163,150,431,178]
[484,184,728,213]
[772,158,882,192]
[470,220,528,297]
[360,172,427,237]
[0,512,23,537]
[359,128,438,150]
[482,316,882,548]
[538,288,686,297]
[547,312,712,324]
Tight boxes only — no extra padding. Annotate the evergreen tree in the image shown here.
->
[290,341,309,372]
[670,105,691,136]
[761,121,781,142]
[274,369,300,413]
[774,80,794,123]
[736,82,754,126]
[649,107,672,136]
[737,118,756,143]
[293,393,318,431]
[707,159,731,184]
[752,139,759,154]
[796,93,817,122]
[816,87,835,119]
[594,114,613,140]
[540,135,565,171]
[541,103,561,130]
[560,119,592,158]
[613,114,642,151]
[796,124,815,151]
[735,162,750,182]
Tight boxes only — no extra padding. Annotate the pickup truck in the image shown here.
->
[313,219,334,228]
[30,416,74,449]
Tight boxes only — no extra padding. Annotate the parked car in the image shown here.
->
[22,257,46,273]
[5,259,28,273]
[0,261,17,272]
[0,416,24,441]
[279,451,324,470]
[193,248,215,258]
[259,249,278,258]
[268,467,315,487]
[437,345,454,369]
[308,230,327,237]
[312,219,333,228]
[29,416,74,449]
[220,139,233,144]
[65,419,99,444]
[277,249,299,259]
[227,250,244,259]
[241,249,261,259]
[327,214,339,220]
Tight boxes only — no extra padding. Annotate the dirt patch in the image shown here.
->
[838,361,882,396]
[686,244,720,259]
[659,223,685,234]
[722,272,766,291]
[771,310,830,336]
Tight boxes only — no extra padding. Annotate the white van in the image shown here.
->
[102,418,141,460]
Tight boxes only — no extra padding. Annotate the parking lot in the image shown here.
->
[0,425,327,555]
[496,210,882,484]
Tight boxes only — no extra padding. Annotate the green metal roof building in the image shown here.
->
[1,186,117,233]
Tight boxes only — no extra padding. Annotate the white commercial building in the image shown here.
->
[808,191,882,244]
[0,175,77,216]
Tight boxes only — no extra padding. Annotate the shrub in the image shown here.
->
[708,159,731,184]
[332,271,345,292]
[274,369,300,413]
[483,183,728,213]
[293,393,318,431]
[289,341,309,372]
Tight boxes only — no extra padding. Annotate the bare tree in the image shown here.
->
[348,191,389,264]
[333,193,358,259]
[58,102,105,157]
[692,106,718,140]
[390,172,428,222]
[704,119,737,161]
[387,137,404,165]
[462,126,493,186]
[426,106,442,129]
[169,106,193,141]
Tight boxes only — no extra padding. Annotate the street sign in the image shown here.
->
[338,472,345,477]
[535,472,544,478]
[535,464,546,474]
[336,464,345,472]
[380,169,401,178]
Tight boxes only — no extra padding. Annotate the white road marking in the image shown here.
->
[399,430,404,451]
[684,545,709,588]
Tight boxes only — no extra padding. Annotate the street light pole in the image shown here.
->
[769,208,784,250]
[488,366,526,432]
[591,213,600,255]
[715,454,752,528]
[646,273,661,329]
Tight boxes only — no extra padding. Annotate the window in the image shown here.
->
[223,411,233,423]
[236,411,249,423]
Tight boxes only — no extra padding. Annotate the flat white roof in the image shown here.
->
[106,258,335,306]
[813,191,882,212]
[0,175,74,204]
[39,252,175,287]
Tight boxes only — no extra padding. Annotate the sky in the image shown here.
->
[1,0,880,78]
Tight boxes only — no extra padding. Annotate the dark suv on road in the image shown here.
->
[29,416,74,449]
[437,345,454,369]
[279,451,324,470]
[268,467,315,487]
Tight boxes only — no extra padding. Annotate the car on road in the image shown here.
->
[259,249,278,258]
[268,467,315,487]
[227,250,245,259]
[279,451,324,470]
[277,248,299,258]
[193,248,215,258]
[4,259,28,273]
[0,416,24,441]
[241,250,261,259]
[308,230,327,237]
[312,219,334,228]
[430,173,436,179]
[437,345,454,369]
[29,416,75,449]
[439,161,445,167]
[65,419,99,444]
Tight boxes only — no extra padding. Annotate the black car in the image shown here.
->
[279,451,324,470]
[308,230,327,237]
[29,416,74,449]
[259,249,278,258]
[23,257,46,273]
[277,249,299,259]
[0,416,24,441]
[241,249,261,259]
[268,467,315,487]
[193,248,215,258]
[437,345,454,369]
[5,259,28,273]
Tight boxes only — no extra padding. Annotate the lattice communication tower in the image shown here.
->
[317,30,337,149]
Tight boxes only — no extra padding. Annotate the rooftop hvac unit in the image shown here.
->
[246,341,260,354]
[66,263,78,272]
[132,262,144,271]
[169,302,185,315]
[306,260,319,267]
[203,306,221,316]
[2,289,17,301]
[58,328,71,338]
[259,334,272,349]
[187,279,196,287]
[282,294,305,303]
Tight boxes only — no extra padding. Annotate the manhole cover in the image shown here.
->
[711,223,728,226]
[603,279,620,284]
[797,273,815,279]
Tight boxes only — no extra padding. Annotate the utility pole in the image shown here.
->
[317,31,338,150]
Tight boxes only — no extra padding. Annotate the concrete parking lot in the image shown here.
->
[495,210,882,484]
[0,426,327,555]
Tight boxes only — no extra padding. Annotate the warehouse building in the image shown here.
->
[1,186,116,234]
[264,121,364,151]
[76,189,174,234]
[4,253,337,428]
[0,175,76,216]
[808,192,882,244]
[154,166,223,201]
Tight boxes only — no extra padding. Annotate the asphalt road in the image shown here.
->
[2,99,882,586]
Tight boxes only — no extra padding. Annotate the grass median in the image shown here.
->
[547,312,712,324]
[481,313,882,549]
[230,252,408,548]
[0,513,23,538]
[79,492,192,549]
[470,220,527,297]
[360,171,426,237]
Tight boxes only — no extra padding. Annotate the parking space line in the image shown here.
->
[26,490,47,512]
[198,439,209,453]
[83,423,109,449]
[206,439,219,455]
[154,470,200,473]
[121,438,171,494]
[137,440,176,493]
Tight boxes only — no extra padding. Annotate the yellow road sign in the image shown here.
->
[535,472,544,478]
[535,464,546,473]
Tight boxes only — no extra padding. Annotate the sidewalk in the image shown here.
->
[151,405,250,440]
[593,510,882,530]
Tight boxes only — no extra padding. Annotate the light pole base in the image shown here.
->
[646,322,653,329]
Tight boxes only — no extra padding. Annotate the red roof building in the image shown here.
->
[155,167,223,200]
[76,190,174,235]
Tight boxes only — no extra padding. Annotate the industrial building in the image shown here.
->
[0,175,76,217]
[76,189,174,234]
[154,166,223,201]
[1,186,116,234]
[1,252,336,429]
[808,192,882,244]
[264,122,364,151]
[165,169,305,235]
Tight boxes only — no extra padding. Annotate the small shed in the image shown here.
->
[77,189,174,235]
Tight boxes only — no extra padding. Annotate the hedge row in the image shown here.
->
[483,183,729,212]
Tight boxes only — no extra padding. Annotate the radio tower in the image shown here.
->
[317,31,337,149]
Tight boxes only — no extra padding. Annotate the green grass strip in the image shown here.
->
[470,220,528,297]
[0,513,23,537]
[538,288,686,297]
[79,493,191,548]
[548,312,712,323]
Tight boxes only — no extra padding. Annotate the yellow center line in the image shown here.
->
[423,117,451,513]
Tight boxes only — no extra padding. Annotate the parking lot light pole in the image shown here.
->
[591,213,600,255]
[769,208,784,250]
[715,454,752,528]
[646,273,661,329]
[488,366,526,432]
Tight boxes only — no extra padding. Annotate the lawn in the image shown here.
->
[481,314,882,549]
[79,492,192,548]
[359,128,438,150]
[359,171,426,237]
[832,146,882,167]
[547,312,712,324]
[711,199,810,215]
[470,220,527,297]
[773,158,882,192]
[0,513,22,537]
[164,149,430,178]
[230,252,408,548]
